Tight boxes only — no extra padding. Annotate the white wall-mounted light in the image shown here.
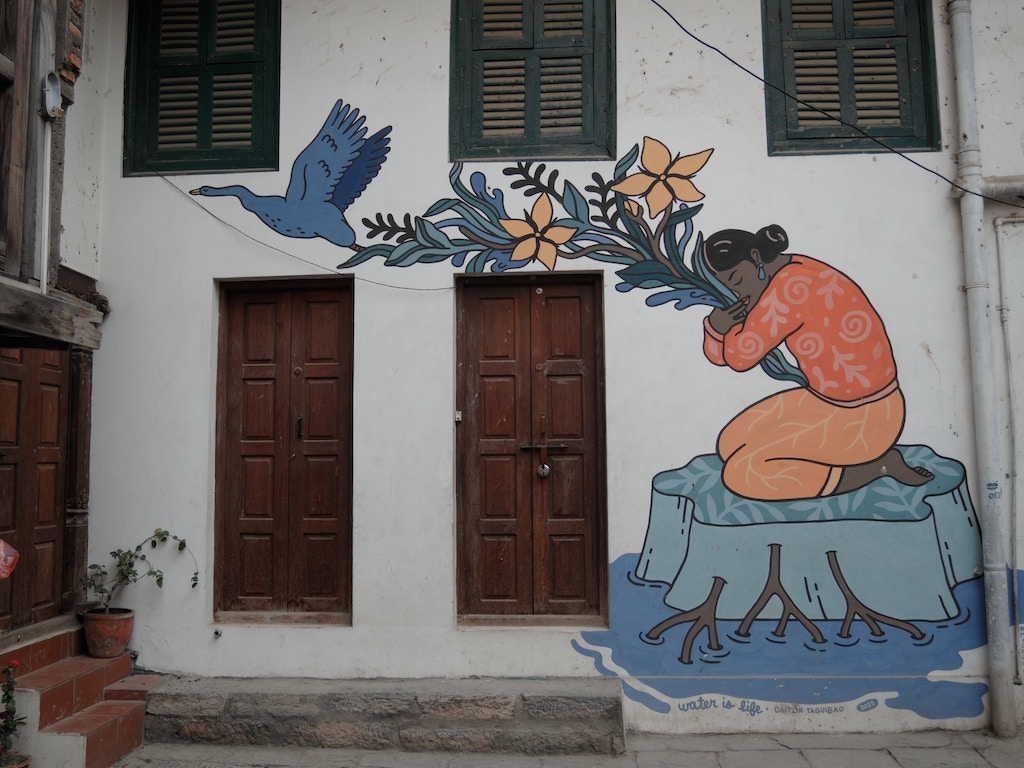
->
[43,71,63,119]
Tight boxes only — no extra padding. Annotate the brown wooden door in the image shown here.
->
[0,347,68,629]
[457,276,606,620]
[216,281,353,618]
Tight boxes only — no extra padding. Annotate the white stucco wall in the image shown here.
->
[59,0,1024,732]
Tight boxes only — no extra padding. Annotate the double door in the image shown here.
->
[457,276,606,620]
[216,281,353,617]
[0,347,68,629]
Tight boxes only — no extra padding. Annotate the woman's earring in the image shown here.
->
[757,262,766,280]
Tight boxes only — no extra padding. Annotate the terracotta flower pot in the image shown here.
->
[0,752,31,767]
[82,608,135,658]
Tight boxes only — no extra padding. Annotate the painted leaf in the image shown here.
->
[415,217,452,249]
[614,143,640,181]
[337,243,394,269]
[562,181,589,223]
[616,261,678,289]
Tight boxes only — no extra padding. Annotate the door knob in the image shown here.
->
[537,463,551,478]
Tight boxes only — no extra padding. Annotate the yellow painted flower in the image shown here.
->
[611,137,713,219]
[499,193,577,270]
[622,199,642,218]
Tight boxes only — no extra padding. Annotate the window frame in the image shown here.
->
[762,0,940,155]
[449,0,616,162]
[123,0,281,176]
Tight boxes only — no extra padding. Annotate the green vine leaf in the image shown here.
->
[415,217,452,249]
[561,181,589,224]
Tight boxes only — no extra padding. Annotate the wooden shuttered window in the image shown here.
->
[451,0,615,161]
[124,0,280,175]
[762,0,939,155]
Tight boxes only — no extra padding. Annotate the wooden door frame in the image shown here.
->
[455,272,609,626]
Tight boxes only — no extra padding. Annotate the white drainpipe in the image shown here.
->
[948,0,1017,736]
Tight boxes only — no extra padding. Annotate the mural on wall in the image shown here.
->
[190,100,391,247]
[191,103,994,722]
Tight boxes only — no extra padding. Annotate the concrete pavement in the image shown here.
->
[113,729,1024,767]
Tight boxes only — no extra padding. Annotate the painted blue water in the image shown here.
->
[575,555,992,719]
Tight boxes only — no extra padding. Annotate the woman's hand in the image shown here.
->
[707,300,747,335]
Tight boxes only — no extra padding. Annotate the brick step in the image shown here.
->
[5,627,167,768]
[42,699,146,768]
[19,652,133,727]
[144,676,625,756]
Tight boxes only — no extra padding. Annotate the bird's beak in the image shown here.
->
[189,188,201,195]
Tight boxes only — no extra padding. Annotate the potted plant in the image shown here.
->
[0,660,29,767]
[67,529,199,658]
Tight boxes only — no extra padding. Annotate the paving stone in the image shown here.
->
[719,750,812,768]
[629,733,786,752]
[537,756,635,768]
[356,751,455,768]
[958,731,1024,768]
[885,747,992,768]
[803,748,901,768]
[635,749,720,768]
[449,754,544,768]
[974,738,1024,768]
[112,729,1024,768]
[777,733,957,750]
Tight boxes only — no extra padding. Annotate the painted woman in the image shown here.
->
[702,224,933,501]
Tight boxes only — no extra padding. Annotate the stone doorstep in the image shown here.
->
[143,676,626,756]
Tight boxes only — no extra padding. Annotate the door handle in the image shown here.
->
[296,415,303,439]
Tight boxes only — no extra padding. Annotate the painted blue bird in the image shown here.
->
[190,99,391,248]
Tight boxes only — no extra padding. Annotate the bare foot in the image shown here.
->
[832,448,934,495]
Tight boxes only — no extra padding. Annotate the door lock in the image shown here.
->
[537,463,551,478]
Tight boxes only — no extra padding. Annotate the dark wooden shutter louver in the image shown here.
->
[454,0,613,160]
[126,0,279,174]
[793,50,840,126]
[766,0,936,152]
[156,0,201,150]
[155,0,257,153]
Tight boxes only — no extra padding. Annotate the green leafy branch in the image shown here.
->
[339,139,807,386]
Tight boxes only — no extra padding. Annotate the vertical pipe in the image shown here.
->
[948,0,1017,736]
[994,217,1024,685]
[39,119,52,294]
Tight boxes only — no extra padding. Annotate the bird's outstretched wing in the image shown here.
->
[330,125,391,214]
[285,100,368,204]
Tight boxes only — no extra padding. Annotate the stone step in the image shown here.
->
[144,676,625,756]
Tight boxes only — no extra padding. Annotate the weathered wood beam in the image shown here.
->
[0,281,103,348]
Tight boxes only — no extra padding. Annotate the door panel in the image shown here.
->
[288,290,352,613]
[0,347,68,629]
[217,282,352,618]
[457,276,605,620]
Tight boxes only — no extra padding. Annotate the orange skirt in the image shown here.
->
[716,387,905,501]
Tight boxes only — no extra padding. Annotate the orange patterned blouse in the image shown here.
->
[703,255,897,405]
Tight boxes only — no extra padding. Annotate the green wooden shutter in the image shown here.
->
[124,0,280,175]
[451,0,615,160]
[763,0,938,154]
